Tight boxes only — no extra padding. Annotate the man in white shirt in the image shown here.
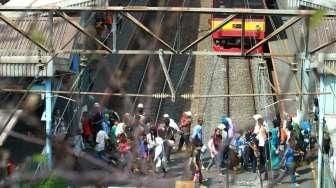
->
[95,129,109,160]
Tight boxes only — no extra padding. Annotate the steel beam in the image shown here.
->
[158,49,176,102]
[0,49,296,57]
[0,13,50,52]
[0,88,331,98]
[112,12,117,52]
[45,79,52,169]
[121,12,177,53]
[245,16,302,55]
[241,16,245,56]
[311,38,336,54]
[180,14,236,53]
[56,11,114,53]
[0,6,336,16]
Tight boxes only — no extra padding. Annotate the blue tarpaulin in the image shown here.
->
[70,53,80,73]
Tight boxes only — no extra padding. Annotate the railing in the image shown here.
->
[286,0,336,10]
[323,153,336,188]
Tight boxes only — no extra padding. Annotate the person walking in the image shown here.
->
[191,117,204,144]
[206,128,222,171]
[154,128,167,174]
[190,139,205,184]
[73,129,85,171]
[95,127,109,161]
[178,111,192,151]
[163,114,178,162]
[81,111,93,146]
[273,140,300,187]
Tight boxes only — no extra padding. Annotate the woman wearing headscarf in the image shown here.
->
[206,128,222,170]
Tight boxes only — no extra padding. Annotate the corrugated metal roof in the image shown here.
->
[0,17,79,57]
[309,18,336,74]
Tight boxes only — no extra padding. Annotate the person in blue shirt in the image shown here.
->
[274,140,300,187]
[191,117,204,145]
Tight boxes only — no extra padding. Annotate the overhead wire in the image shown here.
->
[154,0,187,126]
[52,0,136,135]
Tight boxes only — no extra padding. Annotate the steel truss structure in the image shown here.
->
[0,6,334,101]
[0,6,335,57]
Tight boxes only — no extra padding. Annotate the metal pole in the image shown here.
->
[45,79,53,169]
[317,75,325,188]
[0,7,336,16]
[112,12,117,51]
[158,49,176,102]
[310,38,336,54]
[45,11,54,170]
[241,16,245,56]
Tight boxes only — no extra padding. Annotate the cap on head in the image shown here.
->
[185,111,192,117]
[163,114,169,118]
[137,103,144,108]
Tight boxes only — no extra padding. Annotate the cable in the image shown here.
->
[154,0,186,125]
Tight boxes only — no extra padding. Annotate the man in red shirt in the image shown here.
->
[81,111,93,145]
[178,111,192,151]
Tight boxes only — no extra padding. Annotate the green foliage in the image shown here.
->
[32,154,47,164]
[31,175,68,188]
[30,29,47,46]
[309,9,326,29]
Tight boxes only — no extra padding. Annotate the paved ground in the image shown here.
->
[166,149,317,188]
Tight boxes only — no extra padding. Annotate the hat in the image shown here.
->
[163,114,169,118]
[217,123,225,130]
[253,114,263,121]
[137,103,144,108]
[220,116,229,126]
[185,111,192,117]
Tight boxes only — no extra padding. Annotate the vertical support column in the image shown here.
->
[45,79,53,170]
[46,11,53,170]
[158,49,176,102]
[112,12,117,52]
[241,15,245,56]
[301,17,311,120]
[176,12,181,51]
[317,75,325,188]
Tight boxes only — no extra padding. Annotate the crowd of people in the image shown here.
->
[71,102,314,187]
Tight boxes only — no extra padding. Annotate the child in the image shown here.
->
[139,133,149,160]
[250,138,261,173]
[117,133,130,165]
[190,145,204,183]
[235,130,246,167]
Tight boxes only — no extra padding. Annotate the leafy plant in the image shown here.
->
[309,9,326,28]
